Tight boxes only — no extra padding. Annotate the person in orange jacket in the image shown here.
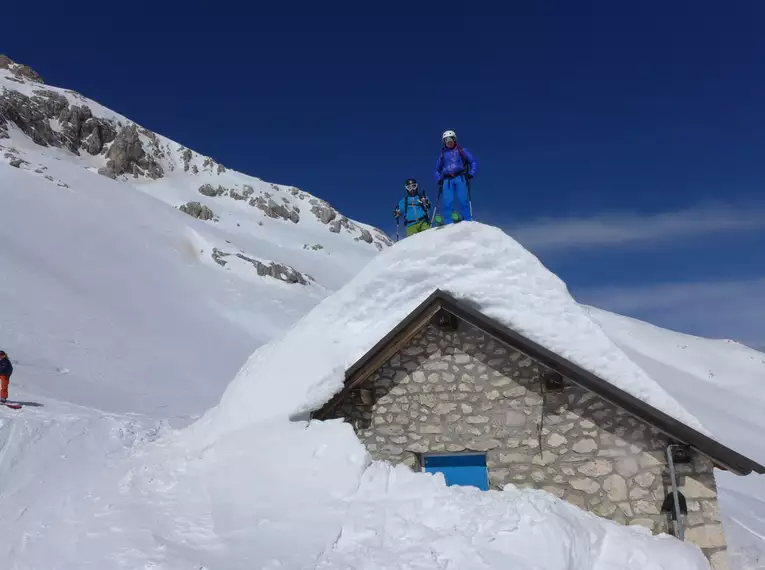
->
[0,350,13,403]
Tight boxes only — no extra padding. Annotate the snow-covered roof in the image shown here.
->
[195,222,714,446]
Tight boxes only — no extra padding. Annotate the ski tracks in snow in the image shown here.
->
[0,396,193,568]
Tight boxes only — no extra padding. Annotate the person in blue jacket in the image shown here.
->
[393,178,431,237]
[434,130,477,224]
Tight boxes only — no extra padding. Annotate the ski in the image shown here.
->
[1,402,21,409]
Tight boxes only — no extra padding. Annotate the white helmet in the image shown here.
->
[442,130,457,141]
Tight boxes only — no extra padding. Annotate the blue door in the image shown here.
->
[423,453,489,490]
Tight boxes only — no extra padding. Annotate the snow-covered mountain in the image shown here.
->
[0,55,390,261]
[1,56,763,569]
[0,55,390,417]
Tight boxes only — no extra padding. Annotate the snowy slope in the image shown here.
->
[0,57,389,418]
[586,307,765,570]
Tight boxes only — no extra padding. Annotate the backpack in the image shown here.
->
[402,191,429,224]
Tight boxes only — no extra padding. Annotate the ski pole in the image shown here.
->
[430,185,443,226]
[466,175,474,221]
[395,216,400,242]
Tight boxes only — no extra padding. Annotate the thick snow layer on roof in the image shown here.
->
[192,222,704,444]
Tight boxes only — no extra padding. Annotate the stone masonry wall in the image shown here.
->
[328,320,728,568]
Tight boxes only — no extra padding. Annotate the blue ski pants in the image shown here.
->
[441,175,472,223]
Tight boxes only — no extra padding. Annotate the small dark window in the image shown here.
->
[433,309,459,331]
[544,372,565,392]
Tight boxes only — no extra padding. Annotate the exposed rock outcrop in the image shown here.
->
[0,89,60,146]
[178,201,216,221]
[211,248,309,285]
[307,196,389,248]
[249,195,300,224]
[236,253,308,285]
[139,128,169,165]
[373,231,393,249]
[198,183,259,202]
[199,183,225,197]
[0,88,117,157]
[99,125,163,179]
[289,187,308,200]
[310,198,337,225]
[31,90,69,118]
[181,148,193,172]
[59,104,116,155]
[0,55,44,83]
[329,216,352,234]
[356,228,373,244]
[211,248,229,267]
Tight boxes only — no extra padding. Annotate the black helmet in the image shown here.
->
[405,178,418,195]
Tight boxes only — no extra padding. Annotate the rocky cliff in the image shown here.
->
[0,55,391,252]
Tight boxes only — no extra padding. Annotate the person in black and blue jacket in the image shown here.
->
[0,350,13,403]
[393,178,432,237]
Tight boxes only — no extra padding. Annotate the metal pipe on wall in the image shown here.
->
[666,444,685,541]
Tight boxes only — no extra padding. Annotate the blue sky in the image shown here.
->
[5,1,764,348]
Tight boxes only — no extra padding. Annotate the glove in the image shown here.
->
[393,208,401,219]
[421,197,431,210]
[466,173,474,180]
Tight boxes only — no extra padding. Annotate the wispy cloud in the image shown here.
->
[508,204,765,251]
[578,278,765,349]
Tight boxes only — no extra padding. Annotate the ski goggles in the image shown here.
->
[405,182,418,191]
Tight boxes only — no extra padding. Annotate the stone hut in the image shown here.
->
[315,289,764,570]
